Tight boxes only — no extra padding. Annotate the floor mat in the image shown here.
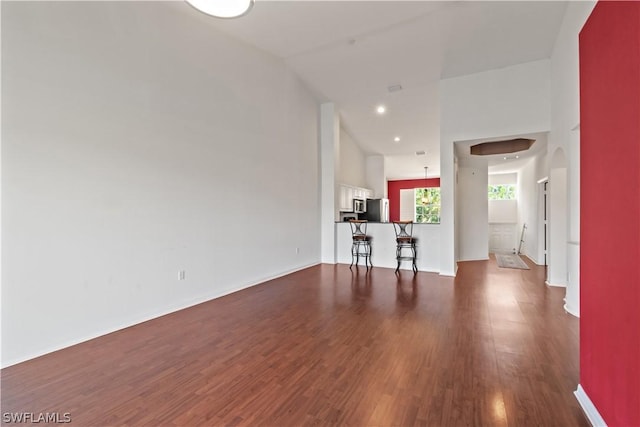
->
[495,254,530,270]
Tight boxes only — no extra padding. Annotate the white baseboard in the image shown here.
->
[336,262,440,274]
[458,257,490,262]
[564,302,580,318]
[1,262,320,369]
[574,385,607,427]
[521,253,543,265]
[335,262,440,274]
[439,266,457,277]
[545,280,567,288]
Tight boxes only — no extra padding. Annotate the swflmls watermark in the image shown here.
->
[2,412,72,424]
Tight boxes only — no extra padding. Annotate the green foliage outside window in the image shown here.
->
[415,188,441,223]
[488,185,516,200]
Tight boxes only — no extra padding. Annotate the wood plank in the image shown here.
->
[1,259,587,426]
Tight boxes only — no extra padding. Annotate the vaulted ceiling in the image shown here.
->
[175,1,568,178]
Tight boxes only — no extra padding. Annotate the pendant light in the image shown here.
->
[186,0,255,19]
[421,166,430,205]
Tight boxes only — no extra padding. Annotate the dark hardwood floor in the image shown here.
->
[1,256,587,426]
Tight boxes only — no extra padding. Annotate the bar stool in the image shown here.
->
[349,220,372,269]
[392,221,417,273]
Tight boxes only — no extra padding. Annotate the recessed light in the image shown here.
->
[376,105,386,114]
[516,155,520,159]
[394,136,401,142]
[503,157,507,160]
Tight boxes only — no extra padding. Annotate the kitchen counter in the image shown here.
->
[335,222,440,272]
[335,221,440,224]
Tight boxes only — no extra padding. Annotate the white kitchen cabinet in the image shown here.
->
[339,187,347,211]
[339,185,353,211]
[346,187,355,210]
[338,184,373,212]
[354,188,363,200]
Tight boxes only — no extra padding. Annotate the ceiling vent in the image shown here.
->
[388,84,403,93]
[415,150,426,156]
[470,138,535,156]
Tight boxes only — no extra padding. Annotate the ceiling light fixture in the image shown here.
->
[376,105,386,114]
[394,136,401,142]
[185,0,254,19]
[471,138,535,156]
[422,166,430,205]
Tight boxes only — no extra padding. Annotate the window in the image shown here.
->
[415,188,441,223]
[488,184,516,200]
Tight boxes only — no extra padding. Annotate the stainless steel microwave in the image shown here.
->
[353,199,365,213]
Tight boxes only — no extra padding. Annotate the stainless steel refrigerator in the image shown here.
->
[364,198,389,222]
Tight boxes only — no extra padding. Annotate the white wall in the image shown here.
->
[457,166,489,261]
[385,154,440,181]
[565,128,580,315]
[517,159,536,260]
[517,154,546,265]
[550,0,596,163]
[534,152,549,265]
[399,189,415,221]
[548,152,568,287]
[2,2,321,366]
[441,60,551,143]
[489,173,517,186]
[453,157,460,265]
[365,155,386,199]
[338,128,367,188]
[549,0,596,311]
[488,201,517,224]
[440,60,551,273]
[320,103,339,262]
[440,141,456,276]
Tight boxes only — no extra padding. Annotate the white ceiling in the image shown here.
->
[177,1,567,178]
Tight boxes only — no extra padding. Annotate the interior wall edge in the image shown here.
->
[574,385,608,427]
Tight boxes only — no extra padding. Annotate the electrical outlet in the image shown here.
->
[178,270,186,280]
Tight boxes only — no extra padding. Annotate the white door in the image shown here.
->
[489,224,517,253]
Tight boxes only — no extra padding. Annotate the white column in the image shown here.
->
[548,162,568,286]
[439,136,457,276]
[320,103,339,264]
[565,126,581,316]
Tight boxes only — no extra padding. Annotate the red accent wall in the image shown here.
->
[388,178,440,222]
[580,2,640,426]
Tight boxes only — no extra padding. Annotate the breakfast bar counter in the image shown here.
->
[335,222,440,273]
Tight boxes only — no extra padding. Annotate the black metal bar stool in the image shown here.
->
[349,220,372,269]
[392,221,417,273]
